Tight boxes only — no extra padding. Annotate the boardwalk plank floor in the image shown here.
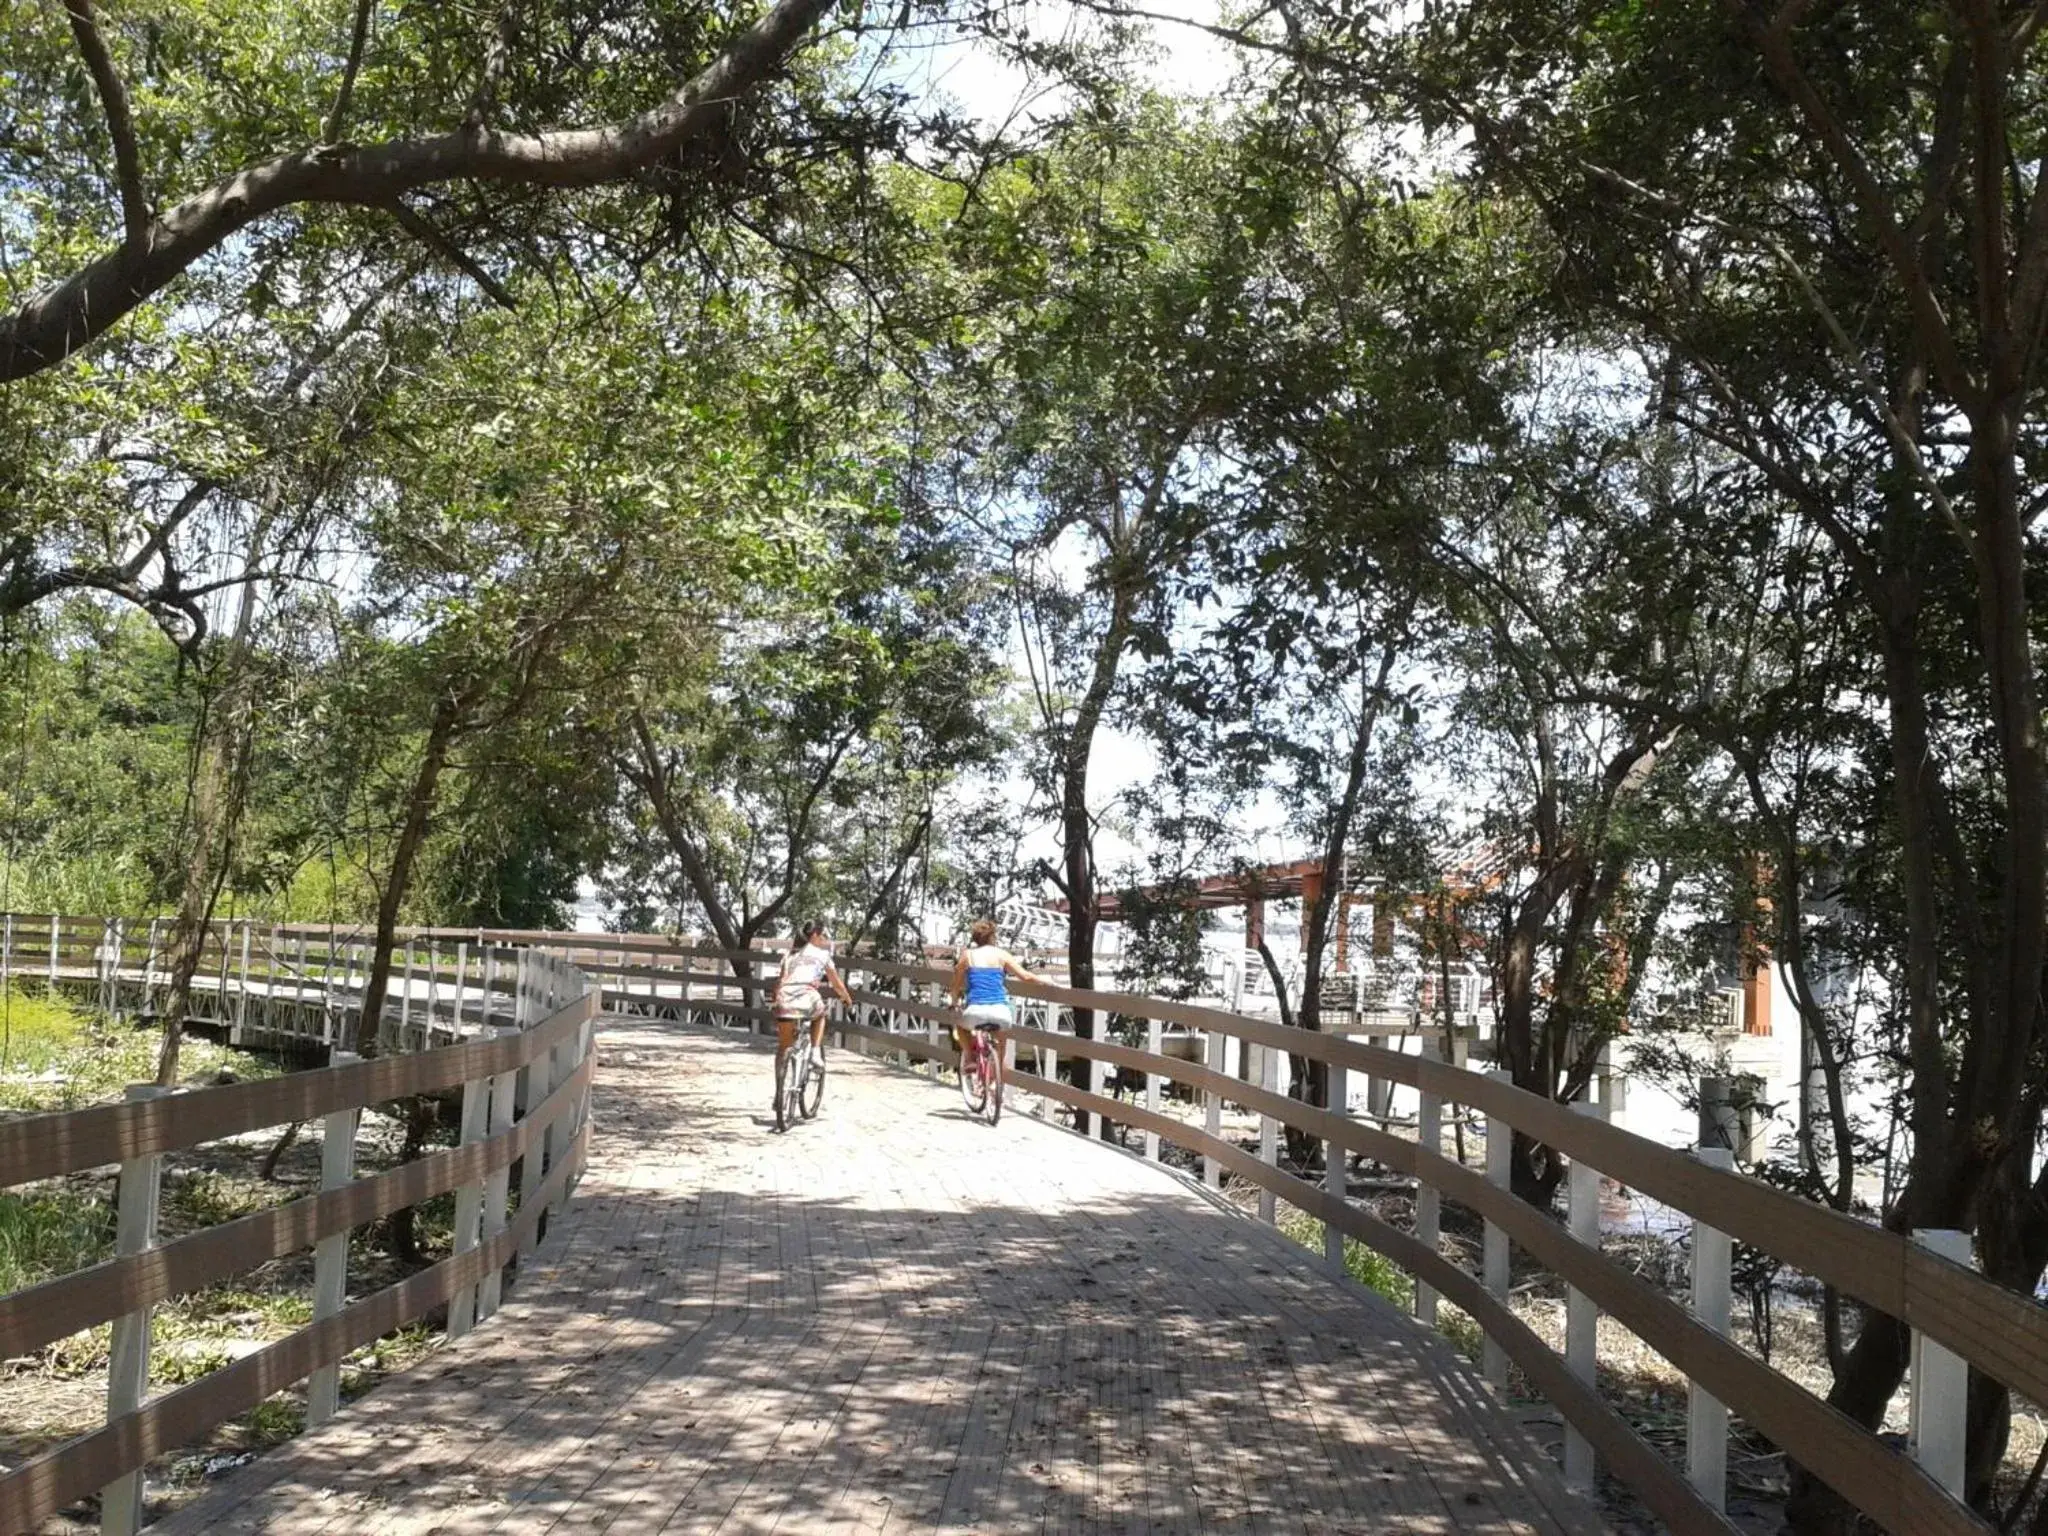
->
[156,1017,1607,1535]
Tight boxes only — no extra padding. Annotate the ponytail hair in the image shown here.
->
[969,918,998,946]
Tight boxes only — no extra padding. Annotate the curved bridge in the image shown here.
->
[155,1013,1599,1535]
[1,919,2039,1535]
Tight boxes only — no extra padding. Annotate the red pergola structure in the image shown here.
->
[1050,858,1385,968]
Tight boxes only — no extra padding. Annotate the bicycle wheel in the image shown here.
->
[781,1042,807,1129]
[958,1036,988,1115]
[799,1046,825,1119]
[986,1059,1002,1126]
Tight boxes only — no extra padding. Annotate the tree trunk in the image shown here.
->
[354,692,464,1056]
[847,805,933,954]
[154,544,265,1085]
[1790,404,2048,1534]
[350,692,465,1266]
[1286,621,1405,1165]
[1060,581,1138,1142]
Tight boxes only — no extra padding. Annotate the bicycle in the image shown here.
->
[957,1022,1003,1125]
[777,1017,826,1131]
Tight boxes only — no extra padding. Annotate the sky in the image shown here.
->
[878,0,1247,124]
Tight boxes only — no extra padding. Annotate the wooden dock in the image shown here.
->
[154,1014,1602,1535]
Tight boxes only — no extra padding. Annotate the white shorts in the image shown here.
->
[775,984,824,1021]
[961,1003,1011,1030]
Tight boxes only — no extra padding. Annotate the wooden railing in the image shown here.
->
[478,931,2019,1536]
[5,917,2028,1536]
[0,934,596,1536]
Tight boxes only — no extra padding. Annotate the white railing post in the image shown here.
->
[98,917,116,1015]
[1257,1043,1278,1225]
[48,911,59,985]
[477,1023,520,1320]
[102,1082,166,1536]
[1324,1058,1348,1274]
[233,923,251,1042]
[307,1053,361,1426]
[445,1060,492,1340]
[400,942,416,1049]
[1483,1070,1513,1389]
[1202,1028,1224,1186]
[570,983,595,1182]
[2,912,14,1007]
[140,917,159,1016]
[1565,1100,1603,1493]
[1415,1086,1442,1327]
[218,921,235,1028]
[1688,1144,1735,1510]
[516,957,553,1260]
[1910,1228,1973,1499]
[556,977,593,1214]
[1143,1016,1161,1162]
[1041,1033,1059,1122]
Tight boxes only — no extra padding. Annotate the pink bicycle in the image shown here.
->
[958,1023,1003,1125]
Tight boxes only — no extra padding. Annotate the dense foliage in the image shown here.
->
[6,1,2048,1525]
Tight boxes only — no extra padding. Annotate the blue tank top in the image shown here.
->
[964,947,1008,1005]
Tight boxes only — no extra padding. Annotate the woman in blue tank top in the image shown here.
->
[950,917,1044,1087]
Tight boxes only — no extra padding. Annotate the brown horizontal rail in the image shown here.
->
[0,992,592,1189]
[0,1124,587,1535]
[1011,1061,1735,1535]
[846,985,954,1029]
[1009,1024,1987,1536]
[833,960,2048,1420]
[836,1016,955,1066]
[0,1050,593,1360]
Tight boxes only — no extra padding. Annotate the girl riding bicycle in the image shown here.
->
[950,918,1044,1105]
[774,920,853,1130]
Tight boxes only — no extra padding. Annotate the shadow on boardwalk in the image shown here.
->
[155,1020,1604,1535]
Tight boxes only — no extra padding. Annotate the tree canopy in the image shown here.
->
[7,1,2048,1524]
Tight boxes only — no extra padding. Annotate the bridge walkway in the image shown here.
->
[155,1016,1603,1535]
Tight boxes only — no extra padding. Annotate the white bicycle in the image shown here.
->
[776,1024,826,1131]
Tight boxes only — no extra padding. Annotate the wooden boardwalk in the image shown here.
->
[157,1017,1605,1535]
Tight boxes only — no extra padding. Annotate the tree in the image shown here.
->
[941,96,1277,1128]
[1375,4,2048,1515]
[0,0,845,378]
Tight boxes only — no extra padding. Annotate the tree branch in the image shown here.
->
[1728,0,1977,405]
[384,200,516,309]
[1586,160,1973,556]
[323,0,378,146]
[1,0,837,379]
[465,4,520,131]
[62,0,148,248]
